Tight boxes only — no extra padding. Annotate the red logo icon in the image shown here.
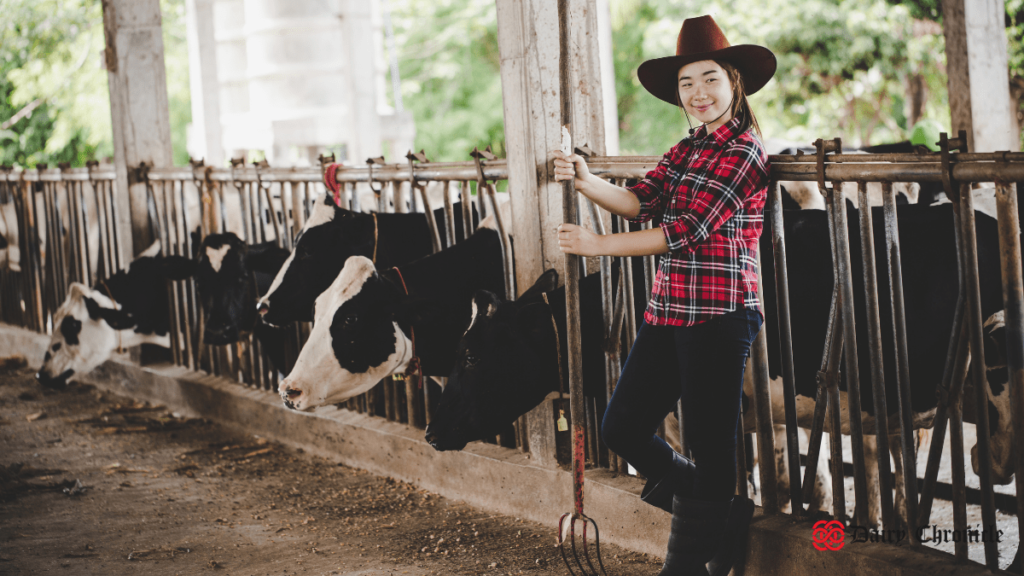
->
[812,520,846,551]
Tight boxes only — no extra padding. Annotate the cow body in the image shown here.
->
[36,253,196,387]
[258,192,477,327]
[278,224,505,411]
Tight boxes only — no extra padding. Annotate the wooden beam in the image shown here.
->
[102,0,175,259]
[495,0,608,294]
[942,0,1018,153]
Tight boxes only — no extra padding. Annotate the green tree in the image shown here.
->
[387,0,506,162]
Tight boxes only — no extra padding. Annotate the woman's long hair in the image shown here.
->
[676,60,763,138]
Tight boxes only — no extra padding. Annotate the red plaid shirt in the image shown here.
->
[627,116,769,326]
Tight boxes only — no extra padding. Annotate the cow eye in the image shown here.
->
[463,350,478,368]
[342,313,358,329]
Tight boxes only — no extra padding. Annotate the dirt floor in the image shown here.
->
[0,363,662,576]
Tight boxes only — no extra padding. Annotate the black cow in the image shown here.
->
[193,232,292,371]
[424,266,617,451]
[277,224,505,411]
[36,251,196,388]
[258,192,477,327]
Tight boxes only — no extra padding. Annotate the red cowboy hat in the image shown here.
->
[637,15,776,106]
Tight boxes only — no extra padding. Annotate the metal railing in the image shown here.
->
[2,141,1023,572]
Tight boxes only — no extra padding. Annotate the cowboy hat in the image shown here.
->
[637,15,776,106]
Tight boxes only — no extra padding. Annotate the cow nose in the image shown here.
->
[424,427,438,445]
[257,302,269,316]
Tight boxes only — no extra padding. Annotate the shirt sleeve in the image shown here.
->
[659,138,768,254]
[626,141,687,224]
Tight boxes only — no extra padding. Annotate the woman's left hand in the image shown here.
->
[557,223,603,256]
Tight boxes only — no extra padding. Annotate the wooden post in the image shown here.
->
[495,0,608,296]
[942,0,1018,153]
[185,0,224,167]
[102,0,175,259]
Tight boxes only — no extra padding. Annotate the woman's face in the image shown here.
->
[677,60,734,132]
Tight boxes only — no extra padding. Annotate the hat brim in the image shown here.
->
[637,44,777,106]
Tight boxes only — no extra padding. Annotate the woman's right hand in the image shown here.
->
[552,150,591,191]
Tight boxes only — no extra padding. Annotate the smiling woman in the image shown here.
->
[551,14,776,576]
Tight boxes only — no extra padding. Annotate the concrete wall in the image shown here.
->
[0,323,1011,576]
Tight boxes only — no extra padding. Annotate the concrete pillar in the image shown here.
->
[943,0,1018,152]
[495,0,608,295]
[102,0,175,259]
[342,0,384,163]
[186,0,225,167]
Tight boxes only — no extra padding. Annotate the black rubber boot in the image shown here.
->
[657,495,729,576]
[640,452,696,513]
[706,496,755,576]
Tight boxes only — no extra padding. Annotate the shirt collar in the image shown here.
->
[691,115,744,147]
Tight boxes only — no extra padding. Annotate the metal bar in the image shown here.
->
[767,179,804,515]
[880,180,920,544]
[828,182,871,527]
[485,184,514,300]
[461,181,473,238]
[959,176,1000,568]
[417,184,443,254]
[994,180,1024,568]
[441,180,456,247]
[751,245,779,514]
[856,180,895,531]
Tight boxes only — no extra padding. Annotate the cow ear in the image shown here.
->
[518,269,559,303]
[159,255,197,280]
[84,296,136,330]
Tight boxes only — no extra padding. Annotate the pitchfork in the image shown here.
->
[554,1,607,574]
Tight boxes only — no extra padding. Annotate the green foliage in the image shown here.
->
[0,0,191,168]
[611,0,950,153]
[388,0,506,162]
[0,0,106,167]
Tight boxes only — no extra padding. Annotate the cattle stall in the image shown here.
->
[2,144,1024,572]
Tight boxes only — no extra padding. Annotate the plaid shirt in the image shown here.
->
[627,116,769,327]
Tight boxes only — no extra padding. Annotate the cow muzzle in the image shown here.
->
[279,382,309,411]
[257,301,269,316]
[36,369,74,389]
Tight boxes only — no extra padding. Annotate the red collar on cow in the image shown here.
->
[324,163,343,206]
[390,266,422,388]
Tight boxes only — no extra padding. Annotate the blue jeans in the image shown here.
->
[601,307,762,502]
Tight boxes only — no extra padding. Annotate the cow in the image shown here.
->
[192,232,292,370]
[277,220,506,411]
[424,267,615,451]
[778,180,920,210]
[257,192,478,327]
[35,246,196,388]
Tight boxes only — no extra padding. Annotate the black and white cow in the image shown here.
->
[193,232,292,370]
[258,192,477,327]
[35,249,196,388]
[277,222,505,411]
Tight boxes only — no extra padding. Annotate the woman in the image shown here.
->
[552,15,776,576]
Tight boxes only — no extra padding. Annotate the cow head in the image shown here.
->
[194,233,289,345]
[971,311,1016,485]
[278,256,412,411]
[425,270,560,451]
[257,194,376,326]
[36,255,195,388]
[36,283,136,388]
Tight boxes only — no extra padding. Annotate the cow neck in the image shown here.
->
[388,265,422,386]
[381,228,505,376]
[97,278,124,354]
